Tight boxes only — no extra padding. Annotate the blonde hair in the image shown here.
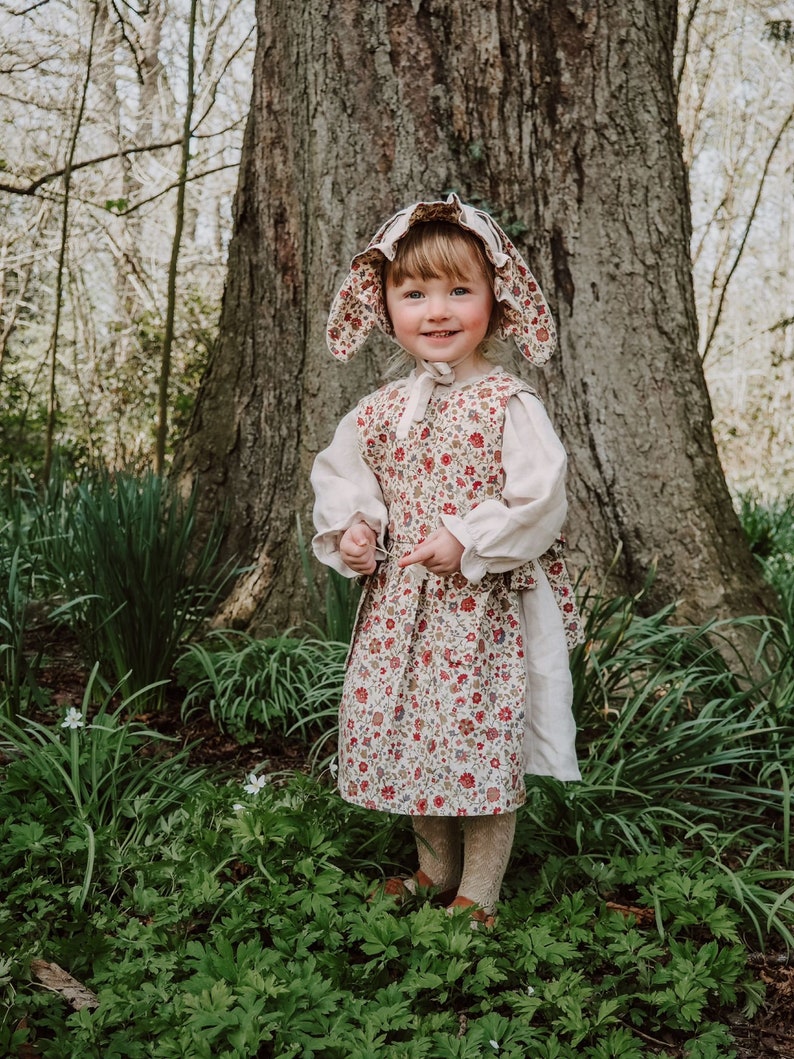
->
[382,221,508,348]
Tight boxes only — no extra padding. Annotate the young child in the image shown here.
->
[311,194,581,926]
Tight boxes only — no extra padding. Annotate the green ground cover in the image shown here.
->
[1,473,793,1056]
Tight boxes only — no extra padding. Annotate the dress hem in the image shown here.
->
[337,786,528,817]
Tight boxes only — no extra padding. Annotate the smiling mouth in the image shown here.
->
[422,330,459,338]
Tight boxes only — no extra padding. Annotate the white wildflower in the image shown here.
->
[61,707,85,730]
[232,803,245,812]
[243,772,268,795]
[328,759,338,778]
[489,1041,499,1052]
[526,985,535,996]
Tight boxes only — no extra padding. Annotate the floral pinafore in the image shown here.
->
[337,373,540,817]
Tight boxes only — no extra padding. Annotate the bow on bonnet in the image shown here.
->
[326,192,557,366]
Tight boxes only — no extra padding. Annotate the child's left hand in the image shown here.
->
[398,526,464,577]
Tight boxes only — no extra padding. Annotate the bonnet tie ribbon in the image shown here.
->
[395,362,455,439]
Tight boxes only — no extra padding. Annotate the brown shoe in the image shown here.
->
[371,870,457,906]
[446,895,496,930]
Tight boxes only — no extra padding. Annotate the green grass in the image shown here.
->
[177,630,347,759]
[0,665,207,908]
[0,547,36,723]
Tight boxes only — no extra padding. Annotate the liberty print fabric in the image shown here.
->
[338,373,538,817]
[537,541,584,648]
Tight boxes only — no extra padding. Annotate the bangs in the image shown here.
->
[385,221,493,287]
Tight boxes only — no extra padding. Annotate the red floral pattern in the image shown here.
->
[338,374,535,817]
[536,539,584,647]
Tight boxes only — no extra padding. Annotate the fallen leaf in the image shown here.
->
[605,900,655,925]
[30,959,99,1010]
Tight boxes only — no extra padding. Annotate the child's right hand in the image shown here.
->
[339,521,378,575]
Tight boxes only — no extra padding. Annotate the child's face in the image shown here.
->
[384,252,494,378]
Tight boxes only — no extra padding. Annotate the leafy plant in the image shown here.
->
[20,468,234,705]
[0,664,206,904]
[178,630,346,756]
[1,486,790,1055]
[737,492,794,632]
[736,492,794,561]
[516,572,794,948]
[0,772,764,1057]
[0,540,82,723]
[0,547,37,722]
[1,456,78,589]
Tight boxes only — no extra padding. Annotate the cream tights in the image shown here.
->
[411,811,516,914]
[412,816,461,892]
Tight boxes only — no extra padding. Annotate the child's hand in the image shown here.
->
[339,521,378,575]
[398,526,464,577]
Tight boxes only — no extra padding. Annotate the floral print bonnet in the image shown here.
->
[326,193,557,366]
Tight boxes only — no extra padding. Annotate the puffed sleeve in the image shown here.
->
[440,391,567,583]
[311,407,389,577]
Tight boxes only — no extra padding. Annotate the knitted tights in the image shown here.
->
[458,812,516,914]
[412,812,516,913]
[412,816,461,892]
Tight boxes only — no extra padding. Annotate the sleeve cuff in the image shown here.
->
[313,512,388,577]
[440,514,488,584]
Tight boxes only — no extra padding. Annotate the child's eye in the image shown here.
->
[406,290,424,299]
[451,287,470,296]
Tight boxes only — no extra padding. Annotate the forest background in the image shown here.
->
[2,2,794,1056]
[1,1,791,499]
[2,0,794,639]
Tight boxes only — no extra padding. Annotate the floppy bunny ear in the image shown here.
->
[326,249,391,362]
[326,193,557,364]
[490,242,557,366]
[325,201,441,361]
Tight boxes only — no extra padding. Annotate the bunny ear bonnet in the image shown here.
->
[326,192,556,366]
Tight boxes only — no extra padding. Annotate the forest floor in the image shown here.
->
[27,641,794,1059]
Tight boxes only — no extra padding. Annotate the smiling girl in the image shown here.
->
[311,195,582,926]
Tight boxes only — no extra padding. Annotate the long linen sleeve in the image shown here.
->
[440,391,567,583]
[311,407,389,577]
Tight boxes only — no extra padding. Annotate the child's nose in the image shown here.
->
[426,296,451,319]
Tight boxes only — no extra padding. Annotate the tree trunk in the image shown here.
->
[175,0,773,634]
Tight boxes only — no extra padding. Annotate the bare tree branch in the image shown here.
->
[675,0,703,93]
[8,0,52,15]
[1,0,252,467]
[193,25,255,131]
[0,52,61,74]
[108,0,146,81]
[101,162,241,216]
[155,0,197,473]
[0,140,179,195]
[0,198,50,380]
[701,107,794,363]
[0,124,242,197]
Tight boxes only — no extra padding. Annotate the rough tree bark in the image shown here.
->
[175,0,773,634]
